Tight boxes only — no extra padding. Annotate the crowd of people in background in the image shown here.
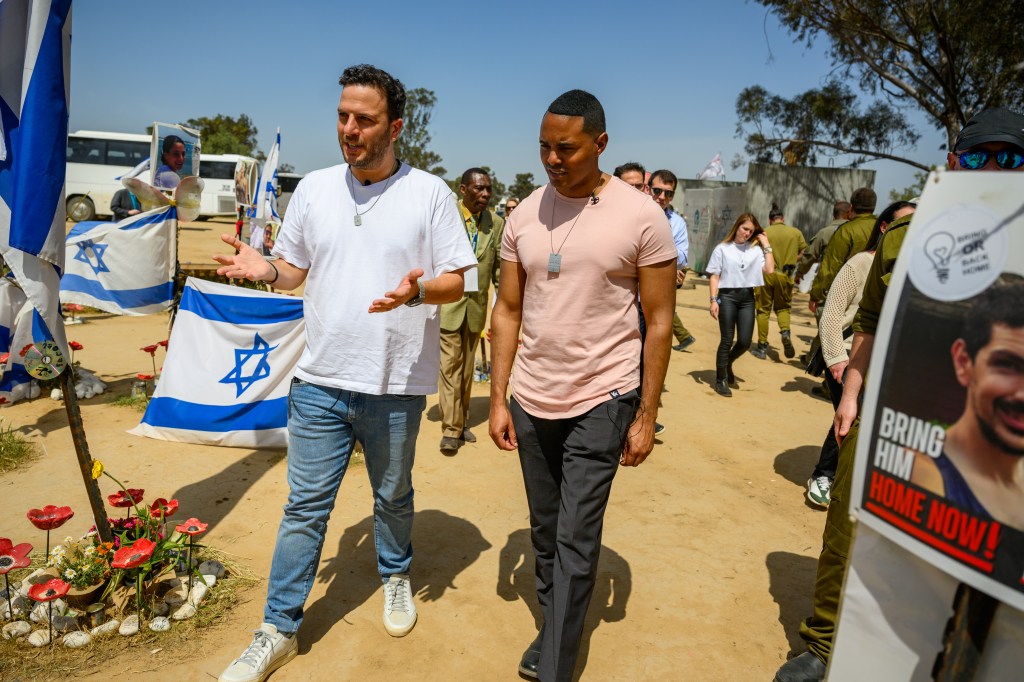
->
[207,61,1024,682]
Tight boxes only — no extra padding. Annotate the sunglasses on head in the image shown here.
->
[651,187,675,198]
[956,149,1024,170]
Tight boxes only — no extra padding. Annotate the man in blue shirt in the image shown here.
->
[649,170,695,351]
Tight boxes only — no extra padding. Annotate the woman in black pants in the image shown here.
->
[706,213,775,396]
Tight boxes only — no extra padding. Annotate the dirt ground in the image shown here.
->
[1,217,835,680]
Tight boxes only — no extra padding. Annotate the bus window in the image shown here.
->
[67,137,106,165]
[106,140,148,166]
[199,160,236,180]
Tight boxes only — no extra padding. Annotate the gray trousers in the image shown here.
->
[511,390,639,682]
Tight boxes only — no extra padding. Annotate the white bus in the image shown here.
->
[65,131,260,222]
[66,130,149,221]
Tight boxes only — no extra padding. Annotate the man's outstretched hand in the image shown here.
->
[369,268,424,313]
[212,234,274,282]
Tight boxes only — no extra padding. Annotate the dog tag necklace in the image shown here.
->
[549,185,601,273]
[348,159,400,226]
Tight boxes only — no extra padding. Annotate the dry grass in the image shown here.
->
[0,546,259,681]
[111,395,149,412]
[0,420,38,475]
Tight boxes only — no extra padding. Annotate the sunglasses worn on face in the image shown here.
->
[957,149,1024,170]
[651,187,675,198]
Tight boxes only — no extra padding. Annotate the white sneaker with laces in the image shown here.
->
[383,574,417,637]
[219,623,297,682]
[806,476,832,509]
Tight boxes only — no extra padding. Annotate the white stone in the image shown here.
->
[28,384,40,399]
[1,595,30,619]
[199,574,217,589]
[63,631,91,648]
[198,560,225,578]
[30,599,66,623]
[90,619,119,637]
[187,581,210,606]
[50,388,63,400]
[17,569,47,595]
[2,620,31,639]
[52,614,78,632]
[170,603,196,621]
[27,629,51,646]
[118,614,139,636]
[148,616,170,632]
[83,388,95,399]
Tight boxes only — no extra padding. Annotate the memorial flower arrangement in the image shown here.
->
[47,536,113,589]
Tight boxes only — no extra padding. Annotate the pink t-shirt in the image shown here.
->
[501,177,676,418]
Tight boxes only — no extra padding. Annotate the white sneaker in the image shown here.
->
[219,623,297,682]
[382,574,417,637]
[806,476,832,509]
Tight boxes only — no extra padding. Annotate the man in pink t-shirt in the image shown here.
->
[489,89,677,681]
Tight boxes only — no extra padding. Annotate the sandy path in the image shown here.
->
[1,224,834,680]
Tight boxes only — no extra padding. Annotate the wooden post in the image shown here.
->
[933,583,998,681]
[59,369,112,543]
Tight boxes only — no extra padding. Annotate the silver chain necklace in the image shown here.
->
[347,159,400,226]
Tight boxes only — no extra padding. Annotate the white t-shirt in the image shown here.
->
[706,240,766,288]
[273,163,477,395]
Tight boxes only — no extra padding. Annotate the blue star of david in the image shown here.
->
[73,240,110,275]
[219,333,279,397]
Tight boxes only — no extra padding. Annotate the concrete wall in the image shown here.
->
[682,186,747,273]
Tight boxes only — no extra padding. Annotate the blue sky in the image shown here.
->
[69,1,945,208]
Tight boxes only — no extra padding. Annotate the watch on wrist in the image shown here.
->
[710,296,720,304]
[762,245,773,253]
[404,280,426,307]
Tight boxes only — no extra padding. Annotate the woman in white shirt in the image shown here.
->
[706,213,775,397]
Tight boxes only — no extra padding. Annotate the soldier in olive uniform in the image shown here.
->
[438,168,504,455]
[808,188,877,311]
[752,203,807,359]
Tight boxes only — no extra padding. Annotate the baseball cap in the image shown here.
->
[953,107,1024,152]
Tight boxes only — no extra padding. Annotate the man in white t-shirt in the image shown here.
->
[490,90,677,681]
[213,64,476,682]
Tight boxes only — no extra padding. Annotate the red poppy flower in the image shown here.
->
[0,538,33,574]
[158,340,168,348]
[110,537,156,569]
[175,518,208,536]
[149,498,179,519]
[141,344,159,356]
[137,373,154,381]
[64,303,84,312]
[26,505,75,531]
[107,489,144,508]
[69,341,83,351]
[28,578,70,602]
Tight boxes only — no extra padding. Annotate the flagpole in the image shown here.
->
[58,368,113,543]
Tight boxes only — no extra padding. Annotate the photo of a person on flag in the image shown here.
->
[910,281,1024,531]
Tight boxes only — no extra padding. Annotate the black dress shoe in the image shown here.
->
[518,634,542,679]
[460,428,476,443]
[773,651,826,682]
[439,436,460,455]
[714,379,732,397]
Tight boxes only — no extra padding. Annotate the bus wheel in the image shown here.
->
[66,196,95,222]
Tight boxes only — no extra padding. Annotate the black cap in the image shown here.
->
[953,108,1024,152]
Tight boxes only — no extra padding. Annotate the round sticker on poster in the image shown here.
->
[907,203,1008,302]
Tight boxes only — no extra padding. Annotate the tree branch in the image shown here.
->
[754,136,931,171]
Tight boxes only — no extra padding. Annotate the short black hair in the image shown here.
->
[768,202,784,221]
[649,169,678,189]
[833,201,852,219]
[461,167,489,185]
[613,162,646,178]
[850,187,877,214]
[864,200,915,252]
[962,283,1024,358]
[162,134,184,154]
[547,89,606,137]
[338,64,406,122]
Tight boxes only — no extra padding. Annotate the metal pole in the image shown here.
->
[58,368,112,543]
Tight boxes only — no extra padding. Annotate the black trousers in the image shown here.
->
[715,287,755,379]
[511,390,639,682]
[811,364,844,479]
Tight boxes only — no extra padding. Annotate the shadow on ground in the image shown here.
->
[300,509,490,651]
[496,528,632,681]
[773,445,820,488]
[425,395,490,429]
[766,551,817,657]
[780,375,828,398]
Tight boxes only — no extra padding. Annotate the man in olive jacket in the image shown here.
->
[808,188,877,310]
[438,168,504,454]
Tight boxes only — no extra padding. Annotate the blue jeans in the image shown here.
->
[263,378,426,634]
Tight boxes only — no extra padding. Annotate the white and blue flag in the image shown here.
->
[61,206,176,315]
[0,0,72,359]
[248,128,280,250]
[130,278,305,448]
[0,278,36,404]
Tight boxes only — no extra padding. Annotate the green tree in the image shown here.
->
[889,170,930,202]
[181,114,260,155]
[737,0,1024,169]
[394,88,446,177]
[508,172,539,200]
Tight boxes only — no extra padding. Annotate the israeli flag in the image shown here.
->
[248,128,280,250]
[0,278,36,404]
[130,278,305,448]
[60,206,176,315]
[0,0,73,359]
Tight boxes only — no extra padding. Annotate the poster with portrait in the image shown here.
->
[151,122,200,191]
[234,158,259,209]
[850,169,1024,610]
